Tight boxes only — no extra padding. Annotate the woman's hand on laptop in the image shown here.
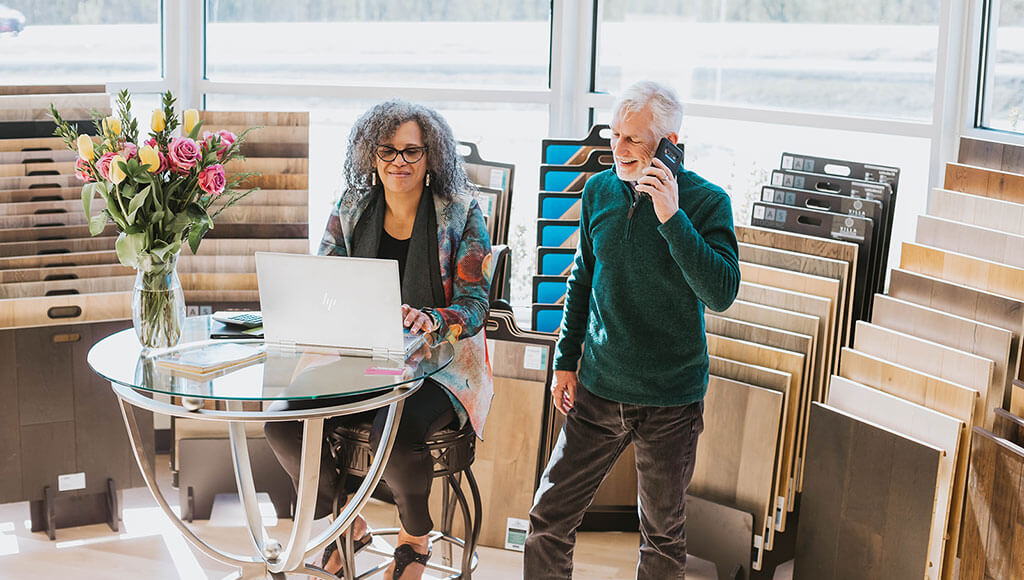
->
[402,304,438,335]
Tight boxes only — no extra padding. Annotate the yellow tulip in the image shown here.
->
[183,109,199,134]
[76,134,94,162]
[103,116,122,137]
[151,109,166,132]
[138,145,160,173]
[109,154,127,185]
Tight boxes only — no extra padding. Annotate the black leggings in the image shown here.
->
[264,380,457,536]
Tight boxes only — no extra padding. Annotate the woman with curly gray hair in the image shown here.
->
[265,100,494,580]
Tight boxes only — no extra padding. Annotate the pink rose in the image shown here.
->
[119,143,138,159]
[144,138,158,148]
[203,129,237,160]
[95,152,116,180]
[74,158,97,183]
[168,137,201,173]
[157,151,169,173]
[197,164,226,196]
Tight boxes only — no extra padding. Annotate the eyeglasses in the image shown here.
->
[375,145,427,163]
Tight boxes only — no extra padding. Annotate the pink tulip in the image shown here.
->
[197,164,226,196]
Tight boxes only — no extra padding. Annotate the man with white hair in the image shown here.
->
[524,81,740,579]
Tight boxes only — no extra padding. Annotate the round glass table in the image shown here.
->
[87,316,454,579]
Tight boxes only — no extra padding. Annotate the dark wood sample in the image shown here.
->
[795,403,941,580]
[960,427,1024,580]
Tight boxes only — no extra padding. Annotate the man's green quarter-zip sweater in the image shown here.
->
[553,167,741,406]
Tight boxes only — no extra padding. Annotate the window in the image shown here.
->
[979,0,1024,133]
[0,1,162,84]
[205,1,551,89]
[596,0,941,121]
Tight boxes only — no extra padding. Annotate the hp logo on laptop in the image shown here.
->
[322,292,338,311]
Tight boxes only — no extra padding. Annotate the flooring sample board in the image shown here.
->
[916,214,1024,269]
[958,136,1024,174]
[871,293,1014,427]
[838,345,979,580]
[691,376,783,549]
[899,241,1024,303]
[888,267,1024,347]
[795,403,941,580]
[738,242,851,359]
[709,354,791,549]
[992,408,1024,447]
[739,263,838,391]
[888,267,1024,383]
[927,188,1024,237]
[838,348,978,432]
[827,377,964,580]
[945,162,1024,204]
[707,333,804,526]
[851,319,992,430]
[1014,380,1024,416]
[960,427,1024,580]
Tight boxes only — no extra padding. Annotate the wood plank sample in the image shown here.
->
[0,292,130,329]
[928,188,1024,237]
[959,136,1024,174]
[795,403,941,580]
[945,162,1024,204]
[960,427,1024,580]
[871,293,1013,427]
[852,319,991,430]
[899,240,1024,303]
[992,408,1024,447]
[442,338,547,548]
[709,354,791,549]
[888,267,1024,382]
[738,242,851,370]
[838,348,978,430]
[838,345,980,580]
[707,333,804,525]
[916,214,1024,269]
[691,376,782,543]
[827,376,964,580]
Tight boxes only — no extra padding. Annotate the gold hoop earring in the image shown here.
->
[372,172,376,186]
[425,172,430,187]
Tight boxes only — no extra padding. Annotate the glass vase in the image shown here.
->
[132,252,185,350]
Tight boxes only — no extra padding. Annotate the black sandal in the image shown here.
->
[391,543,431,579]
[320,532,373,574]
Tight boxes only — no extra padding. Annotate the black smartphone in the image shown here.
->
[654,137,683,175]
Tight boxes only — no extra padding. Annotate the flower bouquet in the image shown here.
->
[50,90,259,349]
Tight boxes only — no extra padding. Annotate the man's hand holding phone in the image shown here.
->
[636,156,679,223]
[551,370,578,415]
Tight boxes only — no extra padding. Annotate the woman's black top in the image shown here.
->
[378,228,411,283]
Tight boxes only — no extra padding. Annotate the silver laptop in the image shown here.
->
[255,252,417,358]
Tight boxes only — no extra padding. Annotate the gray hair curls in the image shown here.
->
[343,99,471,201]
[613,81,684,139]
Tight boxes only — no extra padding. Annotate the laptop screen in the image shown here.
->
[255,252,405,355]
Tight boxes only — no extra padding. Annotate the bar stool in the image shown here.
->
[327,420,482,579]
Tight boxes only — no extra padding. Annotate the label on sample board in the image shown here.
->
[523,345,547,370]
[58,472,86,492]
[506,517,529,551]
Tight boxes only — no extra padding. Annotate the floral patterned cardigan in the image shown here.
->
[318,189,494,438]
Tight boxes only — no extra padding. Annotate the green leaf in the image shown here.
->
[166,212,190,234]
[126,184,151,225]
[115,232,148,269]
[152,240,181,261]
[81,182,97,216]
[188,221,210,254]
[88,211,109,236]
[185,202,214,228]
